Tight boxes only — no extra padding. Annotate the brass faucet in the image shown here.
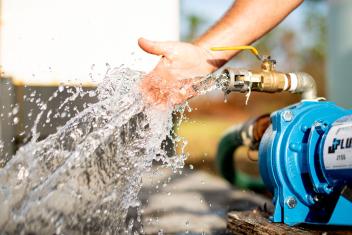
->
[211,46,317,99]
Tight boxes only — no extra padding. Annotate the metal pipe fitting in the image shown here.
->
[217,67,317,99]
[210,45,317,99]
[292,72,317,100]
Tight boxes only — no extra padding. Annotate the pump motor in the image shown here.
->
[259,100,352,225]
[216,99,352,226]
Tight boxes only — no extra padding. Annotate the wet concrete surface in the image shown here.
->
[138,166,271,234]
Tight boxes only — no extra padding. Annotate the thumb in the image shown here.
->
[138,37,169,56]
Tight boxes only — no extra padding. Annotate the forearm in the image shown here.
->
[194,0,303,70]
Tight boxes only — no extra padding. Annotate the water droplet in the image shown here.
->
[13,117,19,125]
[12,106,19,115]
[58,85,64,92]
[224,93,228,103]
[245,83,252,106]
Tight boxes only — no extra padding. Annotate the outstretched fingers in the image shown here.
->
[138,38,170,57]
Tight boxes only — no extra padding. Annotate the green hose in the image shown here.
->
[215,125,265,191]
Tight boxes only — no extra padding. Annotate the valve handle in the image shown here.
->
[210,45,263,61]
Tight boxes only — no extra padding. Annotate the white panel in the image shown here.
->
[1,0,179,85]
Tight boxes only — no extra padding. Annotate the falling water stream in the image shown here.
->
[0,67,223,234]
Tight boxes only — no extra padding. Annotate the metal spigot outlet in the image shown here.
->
[211,45,317,99]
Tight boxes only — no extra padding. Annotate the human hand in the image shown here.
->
[138,38,218,106]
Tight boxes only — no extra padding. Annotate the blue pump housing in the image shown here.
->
[259,100,352,226]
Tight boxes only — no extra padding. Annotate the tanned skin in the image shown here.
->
[138,0,304,106]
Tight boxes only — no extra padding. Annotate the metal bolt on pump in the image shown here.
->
[286,197,297,209]
[282,110,293,122]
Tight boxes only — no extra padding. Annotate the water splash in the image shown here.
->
[245,81,252,106]
[0,67,184,234]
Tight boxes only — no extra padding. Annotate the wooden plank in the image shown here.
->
[227,210,352,235]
